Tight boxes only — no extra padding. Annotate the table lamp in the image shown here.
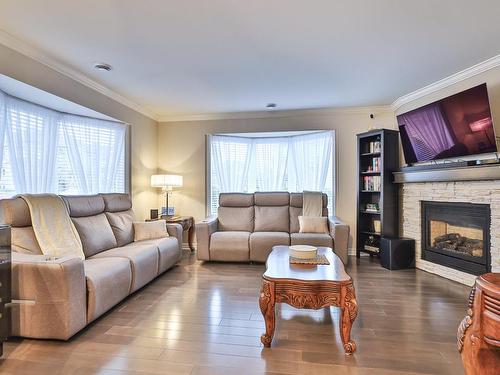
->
[151,174,183,216]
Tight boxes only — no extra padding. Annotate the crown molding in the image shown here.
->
[0,29,159,121]
[391,54,500,112]
[158,105,393,123]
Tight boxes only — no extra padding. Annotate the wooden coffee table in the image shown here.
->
[259,246,358,354]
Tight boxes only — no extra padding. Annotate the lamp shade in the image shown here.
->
[151,174,183,188]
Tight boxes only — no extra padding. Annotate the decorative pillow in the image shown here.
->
[298,216,329,234]
[133,220,169,241]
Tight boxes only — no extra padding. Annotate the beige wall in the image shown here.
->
[0,44,158,219]
[158,109,397,249]
[395,65,500,153]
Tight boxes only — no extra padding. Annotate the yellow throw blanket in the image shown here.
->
[21,194,85,260]
[303,191,323,217]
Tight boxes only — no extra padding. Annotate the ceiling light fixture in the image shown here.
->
[266,103,277,109]
[93,62,112,71]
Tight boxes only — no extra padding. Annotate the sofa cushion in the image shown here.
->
[140,237,181,274]
[219,193,254,207]
[298,216,329,233]
[72,214,118,257]
[133,220,168,241]
[218,206,254,232]
[11,227,42,254]
[254,206,289,232]
[106,210,134,247]
[250,232,290,262]
[84,257,132,322]
[254,192,289,206]
[62,195,105,217]
[91,242,158,292]
[290,206,329,233]
[210,231,250,262]
[101,193,132,212]
[290,193,328,208]
[290,233,333,248]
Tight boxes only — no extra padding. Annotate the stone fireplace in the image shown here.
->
[421,201,490,275]
[401,179,500,286]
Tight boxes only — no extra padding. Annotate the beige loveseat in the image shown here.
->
[0,193,182,340]
[196,192,349,264]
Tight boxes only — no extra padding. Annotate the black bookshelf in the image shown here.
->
[356,129,399,258]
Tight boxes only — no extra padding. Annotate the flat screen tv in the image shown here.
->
[397,83,497,165]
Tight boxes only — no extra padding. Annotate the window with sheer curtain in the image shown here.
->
[208,131,335,215]
[0,90,127,198]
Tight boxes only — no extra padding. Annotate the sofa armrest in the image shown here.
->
[328,216,350,265]
[195,216,218,260]
[10,253,87,340]
[166,223,183,253]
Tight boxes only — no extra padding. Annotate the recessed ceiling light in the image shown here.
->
[93,62,112,72]
[266,103,277,109]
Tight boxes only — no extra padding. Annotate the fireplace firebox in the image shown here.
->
[421,201,490,275]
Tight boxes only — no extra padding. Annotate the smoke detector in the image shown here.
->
[93,62,112,72]
[266,103,277,109]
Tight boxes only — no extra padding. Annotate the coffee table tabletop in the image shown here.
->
[259,245,358,354]
[263,246,351,282]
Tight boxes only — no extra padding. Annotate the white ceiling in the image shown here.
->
[1,0,500,120]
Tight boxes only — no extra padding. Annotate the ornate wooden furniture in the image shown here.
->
[457,273,500,374]
[259,246,357,354]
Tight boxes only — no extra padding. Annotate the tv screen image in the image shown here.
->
[397,84,497,164]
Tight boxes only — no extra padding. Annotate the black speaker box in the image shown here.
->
[380,237,415,270]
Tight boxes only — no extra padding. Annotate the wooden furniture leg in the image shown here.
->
[259,279,276,347]
[188,219,195,251]
[340,283,358,354]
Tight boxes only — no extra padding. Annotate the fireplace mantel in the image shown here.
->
[393,164,500,184]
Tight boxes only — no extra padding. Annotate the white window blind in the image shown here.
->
[208,131,335,215]
[0,90,127,198]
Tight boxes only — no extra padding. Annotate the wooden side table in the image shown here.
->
[162,216,196,251]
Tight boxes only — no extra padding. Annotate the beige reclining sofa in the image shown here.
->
[196,192,349,264]
[0,193,182,340]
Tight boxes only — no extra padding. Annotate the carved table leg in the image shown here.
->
[259,279,275,347]
[340,283,358,355]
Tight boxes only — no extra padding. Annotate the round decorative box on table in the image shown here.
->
[289,245,318,259]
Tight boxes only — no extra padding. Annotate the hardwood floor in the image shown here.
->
[0,250,470,374]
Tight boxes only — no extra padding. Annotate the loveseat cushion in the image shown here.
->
[210,231,250,262]
[250,232,290,262]
[91,242,159,292]
[84,257,132,322]
[254,206,289,232]
[218,206,254,232]
[11,227,42,254]
[219,193,254,207]
[105,210,134,247]
[62,195,105,217]
[72,213,118,257]
[290,233,333,248]
[140,237,181,274]
[254,192,289,206]
[289,207,329,233]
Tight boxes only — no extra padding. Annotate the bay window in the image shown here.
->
[207,130,335,215]
[0,89,127,198]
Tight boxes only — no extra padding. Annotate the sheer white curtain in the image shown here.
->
[5,96,60,193]
[211,135,253,192]
[252,137,289,191]
[0,91,5,173]
[289,131,333,191]
[60,114,126,194]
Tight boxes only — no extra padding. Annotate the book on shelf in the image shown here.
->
[368,139,382,154]
[364,245,379,252]
[362,175,381,191]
